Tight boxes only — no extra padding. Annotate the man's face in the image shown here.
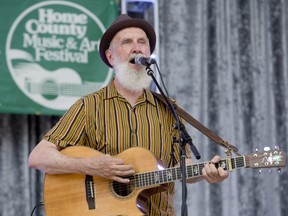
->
[105,27,152,92]
[105,27,151,69]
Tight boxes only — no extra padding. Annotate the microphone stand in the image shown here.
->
[146,64,201,216]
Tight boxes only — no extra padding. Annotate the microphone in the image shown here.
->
[134,54,156,66]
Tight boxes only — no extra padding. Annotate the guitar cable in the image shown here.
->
[30,201,44,216]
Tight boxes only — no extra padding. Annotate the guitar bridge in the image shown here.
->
[85,175,95,210]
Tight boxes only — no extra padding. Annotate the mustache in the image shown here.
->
[128,54,142,64]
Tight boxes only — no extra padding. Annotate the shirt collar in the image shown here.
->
[144,89,156,106]
[105,81,156,106]
[106,81,119,99]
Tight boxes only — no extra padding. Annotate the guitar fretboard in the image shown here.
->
[26,81,102,96]
[135,156,245,188]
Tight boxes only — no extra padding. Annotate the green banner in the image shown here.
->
[0,0,118,115]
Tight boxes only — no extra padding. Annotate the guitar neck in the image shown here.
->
[135,156,246,188]
[26,81,101,96]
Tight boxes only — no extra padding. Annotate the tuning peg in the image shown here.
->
[277,168,283,173]
[275,145,279,150]
[264,147,271,151]
[259,169,262,174]
[255,147,259,152]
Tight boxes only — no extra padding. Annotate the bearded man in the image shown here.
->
[28,14,228,216]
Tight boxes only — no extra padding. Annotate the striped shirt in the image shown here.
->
[44,81,190,215]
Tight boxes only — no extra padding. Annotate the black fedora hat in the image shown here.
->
[99,14,156,68]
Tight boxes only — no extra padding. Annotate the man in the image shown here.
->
[28,14,228,215]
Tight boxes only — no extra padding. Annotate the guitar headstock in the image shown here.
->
[245,147,286,169]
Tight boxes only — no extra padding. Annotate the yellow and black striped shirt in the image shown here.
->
[44,81,189,216]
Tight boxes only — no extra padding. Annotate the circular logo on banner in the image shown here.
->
[6,1,113,110]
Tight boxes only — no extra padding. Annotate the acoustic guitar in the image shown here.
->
[44,146,286,216]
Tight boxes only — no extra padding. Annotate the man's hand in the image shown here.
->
[202,155,228,183]
[80,155,135,184]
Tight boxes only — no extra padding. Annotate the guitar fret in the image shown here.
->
[137,174,142,188]
[186,165,191,178]
[153,171,159,184]
[172,167,177,181]
[135,175,139,187]
[144,172,148,186]
[139,173,143,187]
[159,170,163,184]
[147,172,151,186]
[135,174,141,187]
[165,169,170,183]
[166,169,171,182]
[186,165,189,178]
[163,169,167,183]
[235,156,244,169]
[152,172,156,184]
[188,164,195,178]
[136,174,140,187]
[163,170,167,183]
[177,167,181,179]
[199,164,204,176]
[140,173,144,187]
[141,173,145,186]
[167,168,172,182]
[229,158,234,170]
[148,172,152,186]
[139,174,142,187]
[162,170,166,183]
[233,158,237,169]
[235,158,239,168]
[152,171,155,184]
[192,164,200,177]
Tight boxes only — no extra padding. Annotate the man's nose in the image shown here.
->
[131,42,142,53]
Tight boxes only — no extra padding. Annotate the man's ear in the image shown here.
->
[105,49,113,66]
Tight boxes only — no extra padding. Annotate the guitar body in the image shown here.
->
[44,146,286,215]
[44,146,166,216]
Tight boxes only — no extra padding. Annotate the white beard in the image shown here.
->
[114,58,152,92]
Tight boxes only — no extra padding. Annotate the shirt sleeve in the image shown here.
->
[43,98,87,148]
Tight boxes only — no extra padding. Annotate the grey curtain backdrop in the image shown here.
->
[0,0,287,216]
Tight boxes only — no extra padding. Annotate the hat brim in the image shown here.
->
[99,17,156,68]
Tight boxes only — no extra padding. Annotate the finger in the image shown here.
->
[202,164,213,179]
[202,167,213,183]
[210,155,221,163]
[204,162,218,178]
[217,167,229,178]
[112,176,131,184]
[114,168,135,176]
[202,169,218,183]
[114,164,134,171]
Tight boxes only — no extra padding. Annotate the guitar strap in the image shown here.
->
[152,92,240,156]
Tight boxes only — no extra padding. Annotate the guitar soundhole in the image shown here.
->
[42,80,58,100]
[112,176,135,198]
